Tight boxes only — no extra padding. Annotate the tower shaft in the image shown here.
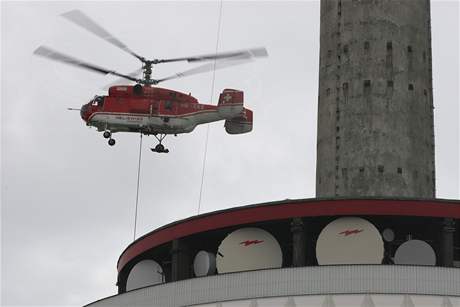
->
[316,0,435,198]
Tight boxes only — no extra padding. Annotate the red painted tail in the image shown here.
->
[217,89,244,119]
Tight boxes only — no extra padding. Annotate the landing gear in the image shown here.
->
[103,130,115,146]
[150,134,169,153]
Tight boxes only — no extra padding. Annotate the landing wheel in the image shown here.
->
[151,143,169,153]
[103,131,111,139]
[151,134,170,153]
[108,138,116,146]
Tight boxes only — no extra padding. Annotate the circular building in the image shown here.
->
[86,198,460,306]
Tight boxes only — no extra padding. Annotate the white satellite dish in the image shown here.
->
[216,227,282,274]
[316,217,384,265]
[193,250,216,277]
[394,239,436,266]
[126,259,163,291]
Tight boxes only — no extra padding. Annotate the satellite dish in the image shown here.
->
[316,217,384,265]
[394,239,436,266]
[216,227,282,274]
[193,250,216,277]
[126,259,163,291]
[382,228,395,242]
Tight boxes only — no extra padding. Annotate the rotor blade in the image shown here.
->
[102,68,143,90]
[34,46,140,82]
[155,58,254,84]
[156,47,268,64]
[61,10,144,62]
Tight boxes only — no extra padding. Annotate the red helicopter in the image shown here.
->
[34,10,267,153]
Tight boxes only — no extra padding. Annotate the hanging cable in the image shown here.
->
[133,133,143,241]
[197,0,224,215]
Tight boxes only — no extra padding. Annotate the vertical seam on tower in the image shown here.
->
[334,0,342,196]
[427,0,436,197]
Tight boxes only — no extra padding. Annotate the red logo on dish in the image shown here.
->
[339,229,363,236]
[240,240,264,246]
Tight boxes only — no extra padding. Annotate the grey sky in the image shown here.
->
[1,1,458,306]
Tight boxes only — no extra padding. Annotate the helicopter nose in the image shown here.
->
[80,104,89,121]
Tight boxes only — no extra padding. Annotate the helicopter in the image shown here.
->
[34,10,267,153]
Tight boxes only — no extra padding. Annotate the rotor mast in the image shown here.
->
[142,61,154,86]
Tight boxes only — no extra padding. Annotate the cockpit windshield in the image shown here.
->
[91,95,105,107]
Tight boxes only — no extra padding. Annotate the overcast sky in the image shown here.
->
[1,1,459,306]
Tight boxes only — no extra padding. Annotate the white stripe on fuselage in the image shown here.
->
[88,110,223,134]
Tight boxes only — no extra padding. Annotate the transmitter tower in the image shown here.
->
[316,0,436,198]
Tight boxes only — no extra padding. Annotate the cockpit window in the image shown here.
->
[92,95,105,107]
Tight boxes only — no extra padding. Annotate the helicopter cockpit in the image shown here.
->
[91,95,105,107]
[80,96,105,122]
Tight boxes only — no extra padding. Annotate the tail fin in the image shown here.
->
[225,108,253,134]
[217,89,244,119]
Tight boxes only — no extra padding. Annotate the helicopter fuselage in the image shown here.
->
[80,85,253,136]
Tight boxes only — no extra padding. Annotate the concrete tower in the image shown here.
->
[316,0,436,198]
